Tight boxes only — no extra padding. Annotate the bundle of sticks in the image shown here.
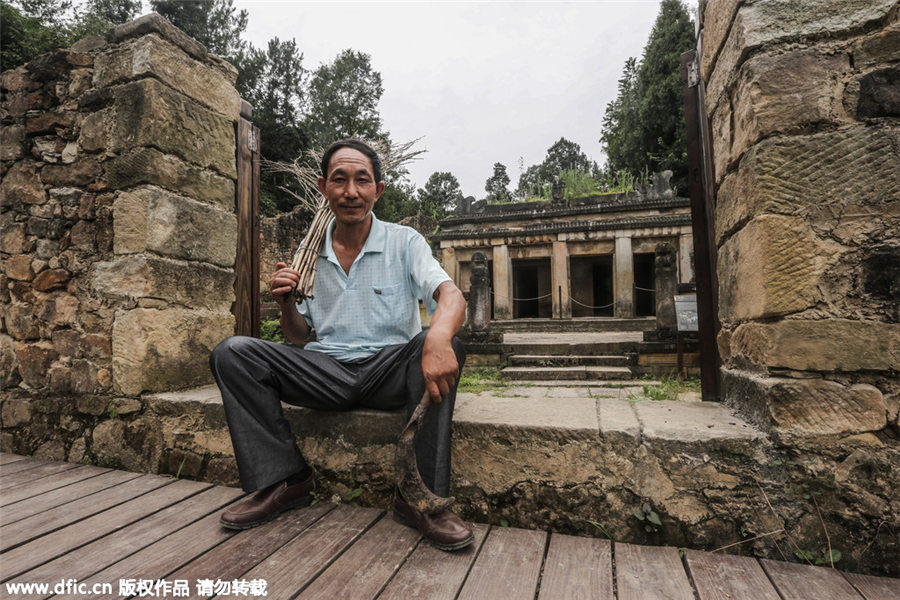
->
[289,199,332,300]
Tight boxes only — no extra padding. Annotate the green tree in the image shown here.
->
[85,0,140,25]
[485,162,512,204]
[600,0,694,188]
[517,137,596,199]
[374,176,417,223]
[307,49,385,147]
[417,171,461,220]
[149,0,248,59]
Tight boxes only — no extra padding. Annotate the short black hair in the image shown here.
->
[320,139,382,183]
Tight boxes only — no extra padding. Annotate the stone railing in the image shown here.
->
[701,0,899,572]
[1,14,240,465]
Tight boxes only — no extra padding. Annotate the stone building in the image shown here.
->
[433,172,694,321]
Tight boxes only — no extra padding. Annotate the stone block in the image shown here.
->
[1,67,35,92]
[108,13,210,65]
[110,78,236,179]
[718,215,834,321]
[1,222,27,255]
[0,161,45,206]
[730,50,846,165]
[854,22,900,67]
[4,254,35,281]
[705,0,896,112]
[76,395,109,416]
[78,108,111,152]
[724,371,887,440]
[91,415,164,472]
[856,66,900,119]
[106,148,235,210]
[40,159,102,187]
[94,34,240,121]
[1,397,32,428]
[112,307,233,395]
[36,293,79,326]
[92,255,235,312]
[32,268,70,292]
[113,187,236,267]
[0,334,21,388]
[731,319,900,372]
[13,340,58,388]
[25,111,76,134]
[715,128,900,244]
[0,124,25,161]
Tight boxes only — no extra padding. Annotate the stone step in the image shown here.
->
[502,365,634,381]
[507,354,629,367]
[490,317,657,333]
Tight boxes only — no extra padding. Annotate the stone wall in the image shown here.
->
[1,14,240,464]
[701,0,899,571]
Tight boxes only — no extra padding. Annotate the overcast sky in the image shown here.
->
[230,1,694,197]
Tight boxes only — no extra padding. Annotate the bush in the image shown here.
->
[259,319,285,343]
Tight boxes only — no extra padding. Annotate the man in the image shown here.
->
[209,139,473,551]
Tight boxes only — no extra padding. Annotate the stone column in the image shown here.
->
[654,242,677,331]
[467,252,491,332]
[551,241,571,319]
[678,233,694,283]
[492,244,513,320]
[614,235,634,317]
[441,247,459,287]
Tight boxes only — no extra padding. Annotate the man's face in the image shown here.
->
[318,147,385,227]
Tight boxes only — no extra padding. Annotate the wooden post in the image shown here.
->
[682,50,721,402]
[234,100,261,338]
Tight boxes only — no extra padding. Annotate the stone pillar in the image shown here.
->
[550,241,571,319]
[614,235,634,317]
[442,247,459,287]
[654,242,677,331]
[467,252,491,332]
[678,233,694,283]
[492,244,513,320]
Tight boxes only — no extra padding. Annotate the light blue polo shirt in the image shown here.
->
[296,214,451,361]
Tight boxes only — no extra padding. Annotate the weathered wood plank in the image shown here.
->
[1,463,113,508]
[843,571,900,600]
[537,533,613,600]
[12,485,242,600]
[0,478,207,582]
[240,504,383,599]
[171,501,335,597]
[295,514,421,600]
[0,453,29,465]
[685,550,781,600]
[51,492,249,600]
[1,458,76,480]
[457,526,547,600]
[379,523,490,600]
[0,473,172,551]
[616,543,695,600]
[761,559,864,600]
[2,469,139,524]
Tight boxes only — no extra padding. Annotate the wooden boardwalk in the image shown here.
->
[2,453,898,600]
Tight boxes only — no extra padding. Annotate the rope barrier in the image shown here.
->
[570,298,616,310]
[634,285,657,293]
[490,290,554,302]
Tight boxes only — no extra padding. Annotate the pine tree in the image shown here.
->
[485,163,512,204]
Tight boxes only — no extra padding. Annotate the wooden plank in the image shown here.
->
[0,457,70,478]
[0,478,207,582]
[379,523,490,600]
[685,550,781,600]
[616,543,695,600]
[1,463,112,508]
[457,526,547,600]
[233,113,260,338]
[761,558,864,600]
[537,533,613,600]
[2,469,139,524]
[170,501,335,597]
[241,504,384,599]
[50,490,249,600]
[0,473,172,551]
[0,453,29,465]
[295,513,420,600]
[843,571,900,600]
[13,485,244,600]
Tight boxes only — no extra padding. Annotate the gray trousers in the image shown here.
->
[209,329,464,494]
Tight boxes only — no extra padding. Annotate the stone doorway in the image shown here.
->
[633,253,656,317]
[570,256,614,317]
[512,258,552,318]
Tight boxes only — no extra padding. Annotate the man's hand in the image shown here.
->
[269,262,300,309]
[421,331,458,404]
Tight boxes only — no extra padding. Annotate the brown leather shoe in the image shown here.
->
[221,471,317,530]
[392,490,474,551]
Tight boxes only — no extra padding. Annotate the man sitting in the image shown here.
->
[209,139,473,551]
